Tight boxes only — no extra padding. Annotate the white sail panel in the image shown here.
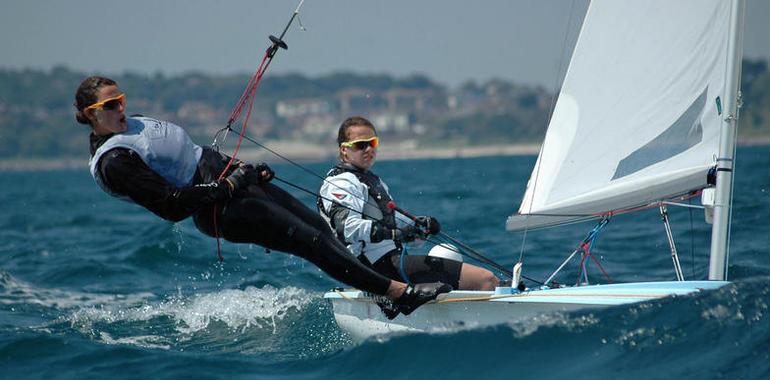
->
[508,0,732,231]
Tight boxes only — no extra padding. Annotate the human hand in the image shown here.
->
[224,164,255,192]
[415,216,441,235]
[393,224,426,242]
[254,162,275,183]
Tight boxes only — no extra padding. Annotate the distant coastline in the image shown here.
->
[4,136,770,171]
[0,142,543,172]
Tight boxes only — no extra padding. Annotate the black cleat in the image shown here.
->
[393,282,452,318]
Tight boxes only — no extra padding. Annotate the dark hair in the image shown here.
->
[74,76,117,125]
[337,116,376,146]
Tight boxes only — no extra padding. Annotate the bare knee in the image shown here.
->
[459,264,499,291]
[478,269,499,291]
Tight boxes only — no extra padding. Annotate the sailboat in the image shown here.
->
[324,0,745,341]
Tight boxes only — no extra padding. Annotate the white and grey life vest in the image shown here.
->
[318,163,411,263]
[88,117,202,200]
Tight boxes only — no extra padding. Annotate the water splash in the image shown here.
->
[64,286,313,331]
[166,286,314,334]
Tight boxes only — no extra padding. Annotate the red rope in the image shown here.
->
[587,249,613,283]
[211,49,275,261]
[574,242,613,286]
[575,248,586,286]
[218,51,271,181]
[213,204,223,262]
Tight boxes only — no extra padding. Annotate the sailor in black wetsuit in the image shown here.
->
[74,76,450,318]
[319,116,499,290]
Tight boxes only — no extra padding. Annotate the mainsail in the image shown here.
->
[507,0,735,231]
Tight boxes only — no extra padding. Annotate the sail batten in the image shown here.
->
[508,0,732,232]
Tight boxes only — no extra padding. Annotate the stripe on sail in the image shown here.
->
[612,88,707,180]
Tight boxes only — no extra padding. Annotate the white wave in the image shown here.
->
[98,332,171,350]
[500,312,600,338]
[168,286,316,334]
[3,270,319,350]
[68,285,316,336]
[0,270,154,309]
[386,311,600,341]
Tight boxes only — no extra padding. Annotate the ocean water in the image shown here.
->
[2,146,769,379]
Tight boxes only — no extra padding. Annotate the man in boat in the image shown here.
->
[74,76,451,317]
[318,116,500,291]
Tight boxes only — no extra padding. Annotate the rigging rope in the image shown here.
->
[515,0,581,271]
[210,0,306,261]
[202,1,516,279]
[574,217,613,286]
[216,118,517,279]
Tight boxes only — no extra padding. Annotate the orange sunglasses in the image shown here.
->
[84,93,125,111]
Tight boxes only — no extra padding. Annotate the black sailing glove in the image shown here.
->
[370,221,390,243]
[415,216,441,235]
[393,224,425,242]
[370,222,425,243]
[254,162,275,183]
[223,164,255,194]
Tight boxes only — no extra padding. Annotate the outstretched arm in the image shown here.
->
[98,148,233,222]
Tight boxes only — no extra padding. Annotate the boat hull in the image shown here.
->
[324,281,729,341]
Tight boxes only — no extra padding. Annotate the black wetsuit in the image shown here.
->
[89,133,392,295]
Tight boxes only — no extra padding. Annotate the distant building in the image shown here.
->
[177,101,220,125]
[276,98,333,119]
[337,88,381,116]
[382,88,433,112]
[297,114,338,141]
[371,112,411,133]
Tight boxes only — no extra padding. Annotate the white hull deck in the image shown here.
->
[324,281,728,341]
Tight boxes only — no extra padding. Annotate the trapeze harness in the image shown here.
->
[89,116,202,200]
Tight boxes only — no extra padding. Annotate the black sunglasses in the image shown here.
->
[102,98,123,110]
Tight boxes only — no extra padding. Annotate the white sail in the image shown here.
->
[507,0,733,231]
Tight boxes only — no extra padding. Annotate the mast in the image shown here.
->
[708,0,745,281]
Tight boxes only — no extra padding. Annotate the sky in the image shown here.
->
[1,0,769,89]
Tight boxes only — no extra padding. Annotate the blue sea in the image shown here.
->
[2,146,769,379]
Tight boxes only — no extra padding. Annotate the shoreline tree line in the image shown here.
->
[1,59,768,159]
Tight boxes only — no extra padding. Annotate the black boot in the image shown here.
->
[376,298,400,320]
[391,282,452,319]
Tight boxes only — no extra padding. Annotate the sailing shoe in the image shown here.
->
[393,282,453,318]
[376,299,400,320]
